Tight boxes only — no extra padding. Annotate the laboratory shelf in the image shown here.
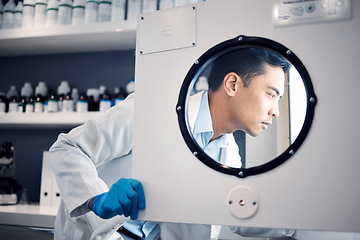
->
[0,112,103,128]
[0,20,137,57]
[0,204,57,228]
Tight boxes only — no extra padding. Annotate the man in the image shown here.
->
[49,47,293,240]
[50,92,161,240]
[188,47,290,168]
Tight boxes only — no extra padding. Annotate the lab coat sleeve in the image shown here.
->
[50,94,135,218]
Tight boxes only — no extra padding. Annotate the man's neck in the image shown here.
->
[208,91,232,142]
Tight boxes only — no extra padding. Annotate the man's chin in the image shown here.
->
[247,130,261,137]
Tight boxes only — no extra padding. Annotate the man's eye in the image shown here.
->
[268,93,276,98]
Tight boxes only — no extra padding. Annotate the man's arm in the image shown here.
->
[50,94,136,218]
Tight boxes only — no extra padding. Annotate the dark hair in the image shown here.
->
[207,47,290,91]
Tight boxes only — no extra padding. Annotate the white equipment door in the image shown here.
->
[133,0,360,234]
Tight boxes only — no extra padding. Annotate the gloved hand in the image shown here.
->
[90,178,146,220]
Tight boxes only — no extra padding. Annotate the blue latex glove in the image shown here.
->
[91,178,146,219]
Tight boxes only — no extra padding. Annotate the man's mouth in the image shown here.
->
[262,121,272,129]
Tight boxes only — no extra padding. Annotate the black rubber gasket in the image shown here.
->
[176,35,317,178]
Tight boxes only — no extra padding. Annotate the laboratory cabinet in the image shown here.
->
[0,20,137,229]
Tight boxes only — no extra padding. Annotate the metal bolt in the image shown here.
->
[289,149,294,155]
[194,60,199,64]
[253,201,257,205]
[140,51,143,54]
[141,16,144,20]
[309,97,315,103]
[193,151,198,156]
[286,50,292,55]
[238,171,244,177]
[238,36,243,41]
[192,6,196,10]
[192,42,195,46]
[177,106,182,111]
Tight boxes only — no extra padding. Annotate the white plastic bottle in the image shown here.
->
[0,0,4,29]
[46,0,59,26]
[126,78,135,95]
[110,0,124,22]
[13,1,23,28]
[47,89,58,112]
[72,0,85,25]
[57,81,70,111]
[99,85,112,112]
[6,85,18,113]
[71,88,79,111]
[34,81,48,113]
[84,0,97,23]
[62,92,74,112]
[33,0,48,27]
[2,0,16,29]
[22,0,35,28]
[113,87,126,105]
[57,0,72,25]
[141,0,157,13]
[19,82,34,113]
[76,91,88,112]
[0,92,7,113]
[159,0,173,10]
[97,0,110,22]
[126,0,140,21]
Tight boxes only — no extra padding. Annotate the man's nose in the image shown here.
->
[270,102,280,117]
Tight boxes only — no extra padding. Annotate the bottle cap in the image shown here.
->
[35,82,48,96]
[99,85,106,95]
[71,88,79,100]
[15,1,23,11]
[6,86,18,99]
[58,81,71,95]
[4,0,16,11]
[126,78,135,94]
[21,82,34,97]
[87,88,99,101]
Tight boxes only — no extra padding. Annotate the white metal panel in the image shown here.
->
[137,6,197,54]
[133,0,360,233]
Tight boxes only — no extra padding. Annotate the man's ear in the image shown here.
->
[223,72,241,97]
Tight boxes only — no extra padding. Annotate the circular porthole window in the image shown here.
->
[176,35,317,178]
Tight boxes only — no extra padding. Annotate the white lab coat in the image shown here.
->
[50,94,212,240]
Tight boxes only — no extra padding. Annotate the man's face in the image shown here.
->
[230,64,285,137]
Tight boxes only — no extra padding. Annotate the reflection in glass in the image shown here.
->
[289,66,307,144]
[184,46,308,169]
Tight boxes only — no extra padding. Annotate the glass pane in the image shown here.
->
[184,46,308,169]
